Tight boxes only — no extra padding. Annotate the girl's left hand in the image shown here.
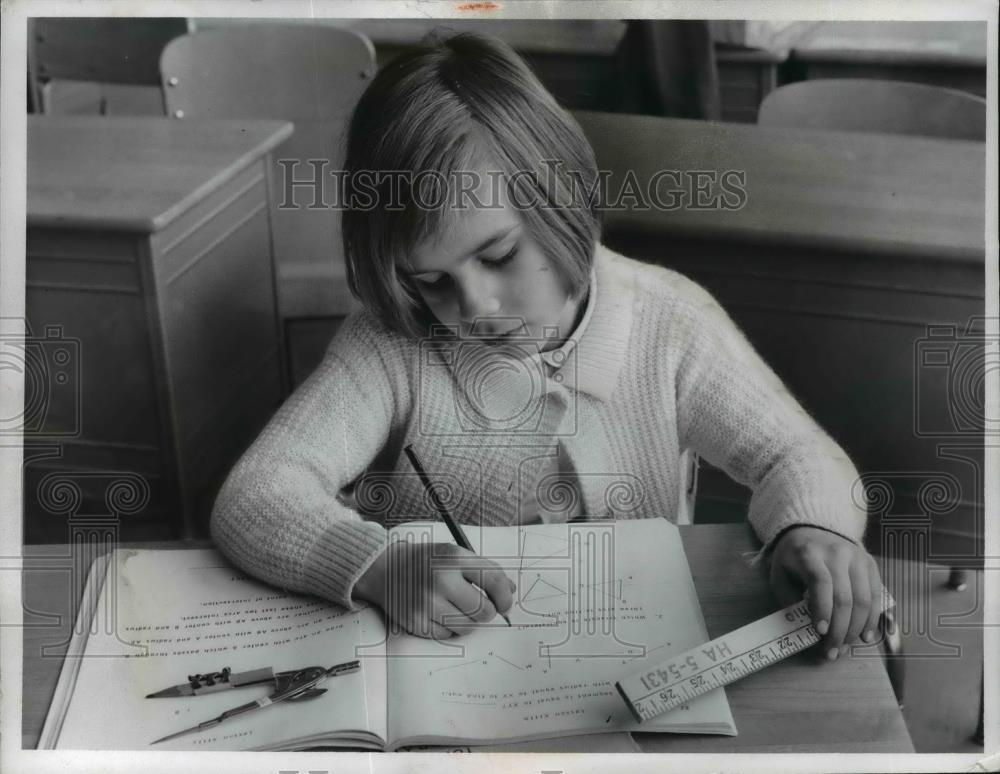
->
[768,525,885,661]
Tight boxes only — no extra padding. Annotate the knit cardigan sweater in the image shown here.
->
[211,245,867,610]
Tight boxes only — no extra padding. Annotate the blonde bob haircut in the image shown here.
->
[341,31,603,339]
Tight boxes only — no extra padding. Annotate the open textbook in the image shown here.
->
[39,517,735,750]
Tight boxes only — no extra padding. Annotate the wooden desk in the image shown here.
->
[26,116,293,542]
[575,110,984,261]
[745,20,987,97]
[576,111,987,557]
[716,46,787,123]
[787,48,987,99]
[20,524,913,752]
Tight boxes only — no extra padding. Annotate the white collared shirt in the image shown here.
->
[539,266,598,373]
[520,267,598,524]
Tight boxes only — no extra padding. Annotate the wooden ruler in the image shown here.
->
[615,598,886,723]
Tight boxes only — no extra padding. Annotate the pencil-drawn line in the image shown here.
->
[430,652,529,675]
[521,591,566,604]
[519,529,570,544]
[641,643,668,658]
[580,577,631,603]
[430,659,477,674]
[625,640,670,661]
[518,531,571,564]
[519,548,573,569]
[522,576,567,603]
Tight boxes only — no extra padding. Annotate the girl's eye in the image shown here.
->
[411,243,518,290]
[414,273,449,290]
[481,244,518,268]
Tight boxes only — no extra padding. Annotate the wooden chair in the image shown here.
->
[28,18,187,114]
[758,78,986,141]
[40,81,167,115]
[676,449,699,525]
[160,24,376,325]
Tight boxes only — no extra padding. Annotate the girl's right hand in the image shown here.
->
[353,540,516,639]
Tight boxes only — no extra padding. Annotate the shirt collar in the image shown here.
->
[542,244,635,401]
[539,265,598,371]
[429,244,635,404]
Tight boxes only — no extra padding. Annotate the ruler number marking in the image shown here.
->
[622,609,822,706]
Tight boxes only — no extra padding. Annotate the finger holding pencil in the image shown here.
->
[404,444,515,628]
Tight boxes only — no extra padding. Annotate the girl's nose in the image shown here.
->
[456,275,501,321]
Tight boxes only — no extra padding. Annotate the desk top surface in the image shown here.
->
[575,110,986,262]
[27,113,985,263]
[20,524,912,753]
[27,115,293,233]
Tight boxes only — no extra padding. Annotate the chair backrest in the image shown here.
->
[160,25,377,319]
[30,17,189,84]
[28,18,188,112]
[758,78,986,141]
[676,449,699,525]
[41,81,166,116]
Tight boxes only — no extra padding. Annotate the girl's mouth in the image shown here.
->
[466,321,529,344]
[481,326,528,345]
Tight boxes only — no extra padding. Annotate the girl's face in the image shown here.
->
[406,184,584,348]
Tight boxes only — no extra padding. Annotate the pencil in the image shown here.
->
[403,444,512,627]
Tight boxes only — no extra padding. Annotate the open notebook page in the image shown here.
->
[45,548,389,751]
[384,518,735,748]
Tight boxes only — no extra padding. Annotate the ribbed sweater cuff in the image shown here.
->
[753,504,865,553]
[749,464,866,552]
[301,520,389,610]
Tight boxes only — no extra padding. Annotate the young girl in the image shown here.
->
[212,32,883,660]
